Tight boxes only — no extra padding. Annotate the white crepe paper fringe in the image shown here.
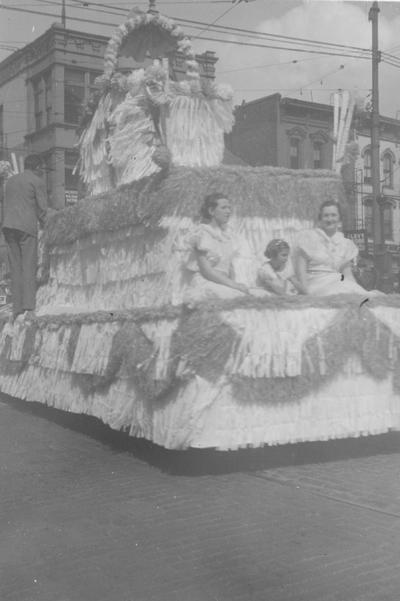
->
[166,95,234,167]
[140,319,179,380]
[36,215,311,313]
[79,93,114,195]
[0,350,399,450]
[108,93,161,184]
[222,308,336,379]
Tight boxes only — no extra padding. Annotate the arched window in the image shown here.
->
[310,130,329,170]
[287,127,306,169]
[290,138,300,169]
[382,152,394,188]
[363,149,372,184]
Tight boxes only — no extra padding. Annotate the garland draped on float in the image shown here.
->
[103,8,199,80]
[1,296,400,403]
[43,166,343,249]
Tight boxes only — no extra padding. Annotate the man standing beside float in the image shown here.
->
[2,154,48,321]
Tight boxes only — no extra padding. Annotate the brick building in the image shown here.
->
[226,93,333,170]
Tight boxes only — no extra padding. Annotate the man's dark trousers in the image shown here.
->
[3,227,37,317]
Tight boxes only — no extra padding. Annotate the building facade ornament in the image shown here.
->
[286,126,307,139]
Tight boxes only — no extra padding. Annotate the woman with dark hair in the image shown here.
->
[294,200,372,296]
[258,239,303,295]
[185,192,250,302]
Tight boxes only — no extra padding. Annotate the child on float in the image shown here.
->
[257,238,303,295]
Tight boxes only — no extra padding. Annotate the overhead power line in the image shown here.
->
[75,0,373,58]
[7,0,400,68]
[0,5,373,62]
[219,56,320,74]
[0,4,120,28]
[193,2,238,40]
[174,16,372,54]
[3,3,400,71]
[194,36,371,60]
[1,2,373,59]
[56,0,375,57]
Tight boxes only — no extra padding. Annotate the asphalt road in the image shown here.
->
[1,394,400,601]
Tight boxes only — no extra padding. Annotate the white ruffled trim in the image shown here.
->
[0,358,399,451]
[37,216,311,313]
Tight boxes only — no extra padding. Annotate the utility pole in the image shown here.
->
[368,1,390,289]
[61,0,66,27]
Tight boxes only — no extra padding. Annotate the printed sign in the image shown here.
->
[65,190,78,205]
[344,229,368,252]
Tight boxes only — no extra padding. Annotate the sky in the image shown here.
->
[1,0,400,117]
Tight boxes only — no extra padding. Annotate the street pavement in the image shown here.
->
[1,393,400,601]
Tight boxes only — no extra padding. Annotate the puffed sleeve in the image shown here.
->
[185,225,215,272]
[294,229,317,260]
[191,226,211,254]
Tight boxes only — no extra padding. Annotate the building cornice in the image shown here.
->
[0,25,109,87]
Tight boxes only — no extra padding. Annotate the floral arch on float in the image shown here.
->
[78,4,235,195]
[0,3,400,451]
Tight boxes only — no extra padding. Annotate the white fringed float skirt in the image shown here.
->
[1,300,399,450]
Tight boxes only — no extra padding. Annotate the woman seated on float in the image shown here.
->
[295,200,374,296]
[257,239,303,295]
[185,192,250,302]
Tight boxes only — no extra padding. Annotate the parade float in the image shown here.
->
[0,4,400,451]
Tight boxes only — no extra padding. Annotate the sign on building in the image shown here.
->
[65,190,78,205]
[344,229,368,252]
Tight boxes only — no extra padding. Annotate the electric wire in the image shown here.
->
[0,3,375,60]
[191,2,238,40]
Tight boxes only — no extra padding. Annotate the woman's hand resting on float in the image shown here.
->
[234,283,250,294]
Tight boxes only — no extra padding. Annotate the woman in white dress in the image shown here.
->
[295,200,372,296]
[184,193,250,303]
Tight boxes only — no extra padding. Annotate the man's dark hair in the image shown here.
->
[24,154,43,171]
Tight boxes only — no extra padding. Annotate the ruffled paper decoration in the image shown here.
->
[166,91,234,167]
[103,10,197,79]
[78,93,114,196]
[108,93,161,183]
[77,8,235,191]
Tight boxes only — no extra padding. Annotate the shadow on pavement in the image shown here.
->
[2,393,400,476]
